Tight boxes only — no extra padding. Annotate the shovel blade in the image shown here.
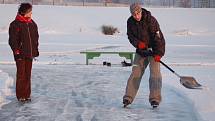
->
[180,76,202,89]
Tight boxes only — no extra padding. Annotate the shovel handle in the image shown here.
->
[159,60,175,73]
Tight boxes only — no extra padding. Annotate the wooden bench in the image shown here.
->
[80,51,135,65]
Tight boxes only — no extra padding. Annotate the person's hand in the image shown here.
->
[14,49,22,60]
[154,55,161,62]
[136,49,153,57]
[14,49,20,55]
[138,42,146,49]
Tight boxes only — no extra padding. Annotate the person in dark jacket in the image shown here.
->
[123,3,165,108]
[9,3,39,102]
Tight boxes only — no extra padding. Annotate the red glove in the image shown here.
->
[154,55,161,62]
[14,49,20,55]
[138,42,146,49]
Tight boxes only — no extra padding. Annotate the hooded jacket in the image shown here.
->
[127,8,165,57]
[9,14,39,60]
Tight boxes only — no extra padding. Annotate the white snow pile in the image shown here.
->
[0,70,14,108]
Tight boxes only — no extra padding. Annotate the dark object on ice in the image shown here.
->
[103,61,111,66]
[121,60,132,67]
[123,99,131,108]
[106,62,111,67]
[160,60,202,89]
[150,101,159,108]
[103,61,107,66]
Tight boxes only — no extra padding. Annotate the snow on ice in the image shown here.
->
[0,4,215,121]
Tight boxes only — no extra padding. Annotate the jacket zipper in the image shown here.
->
[27,23,33,57]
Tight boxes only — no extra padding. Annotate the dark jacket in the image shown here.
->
[127,8,165,57]
[9,15,39,60]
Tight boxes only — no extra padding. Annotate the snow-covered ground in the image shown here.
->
[0,4,215,121]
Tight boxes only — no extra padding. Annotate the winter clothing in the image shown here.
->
[154,55,161,62]
[123,6,165,107]
[123,54,162,105]
[130,3,142,15]
[8,6,39,101]
[123,98,131,108]
[138,41,146,49]
[9,14,39,60]
[15,59,32,100]
[151,100,159,108]
[127,8,165,57]
[14,49,20,54]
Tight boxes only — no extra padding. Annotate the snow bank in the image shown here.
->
[0,70,15,108]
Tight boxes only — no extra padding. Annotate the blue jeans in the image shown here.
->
[123,53,162,104]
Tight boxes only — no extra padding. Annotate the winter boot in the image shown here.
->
[18,97,31,103]
[123,99,131,108]
[25,97,31,102]
[18,98,26,103]
[150,101,159,108]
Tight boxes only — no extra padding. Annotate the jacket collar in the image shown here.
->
[15,14,32,23]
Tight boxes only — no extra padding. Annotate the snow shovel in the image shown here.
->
[159,60,202,89]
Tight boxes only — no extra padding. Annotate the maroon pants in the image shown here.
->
[15,59,32,100]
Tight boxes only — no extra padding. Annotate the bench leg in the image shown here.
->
[84,53,88,65]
